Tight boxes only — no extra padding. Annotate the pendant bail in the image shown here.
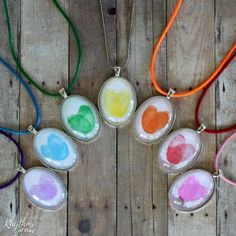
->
[196,123,207,134]
[113,66,121,77]
[17,164,26,174]
[59,88,68,99]
[28,125,38,135]
[167,89,176,99]
[213,169,223,178]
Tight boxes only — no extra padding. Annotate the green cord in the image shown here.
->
[3,0,82,97]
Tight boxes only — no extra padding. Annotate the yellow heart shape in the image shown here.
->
[104,90,131,117]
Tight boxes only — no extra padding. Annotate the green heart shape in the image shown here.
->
[67,105,95,134]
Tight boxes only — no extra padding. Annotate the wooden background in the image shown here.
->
[0,0,235,235]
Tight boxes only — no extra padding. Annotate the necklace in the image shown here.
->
[3,0,101,142]
[28,125,79,171]
[98,0,137,128]
[0,58,40,135]
[0,57,79,171]
[168,132,236,212]
[133,0,236,144]
[156,45,235,173]
[0,130,67,211]
[0,130,24,189]
[157,127,204,173]
[195,45,236,133]
[3,0,81,98]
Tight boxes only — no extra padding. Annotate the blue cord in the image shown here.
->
[0,57,41,134]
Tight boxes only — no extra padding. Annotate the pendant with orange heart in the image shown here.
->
[133,96,176,144]
[142,105,169,134]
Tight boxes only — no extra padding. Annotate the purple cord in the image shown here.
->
[0,130,25,190]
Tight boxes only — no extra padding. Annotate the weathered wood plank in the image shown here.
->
[215,0,236,235]
[167,0,216,235]
[117,0,160,235]
[68,0,117,235]
[1,1,236,235]
[152,0,168,235]
[0,0,21,235]
[20,0,68,235]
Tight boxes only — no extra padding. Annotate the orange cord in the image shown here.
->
[150,0,236,98]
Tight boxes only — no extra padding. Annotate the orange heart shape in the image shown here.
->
[142,105,169,134]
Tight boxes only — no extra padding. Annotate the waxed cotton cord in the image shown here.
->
[195,47,236,134]
[0,130,25,189]
[150,0,236,98]
[0,58,40,135]
[3,0,82,97]
[214,131,236,186]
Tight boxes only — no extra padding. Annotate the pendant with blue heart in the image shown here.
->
[30,126,79,171]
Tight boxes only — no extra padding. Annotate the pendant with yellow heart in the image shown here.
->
[98,76,137,127]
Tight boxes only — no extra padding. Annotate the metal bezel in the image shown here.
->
[59,95,102,143]
[21,166,68,212]
[168,168,215,213]
[32,127,79,172]
[98,76,137,128]
[132,96,177,145]
[157,128,204,174]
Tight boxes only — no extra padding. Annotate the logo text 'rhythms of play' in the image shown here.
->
[5,215,34,233]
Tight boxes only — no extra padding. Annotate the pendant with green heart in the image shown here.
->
[59,89,101,142]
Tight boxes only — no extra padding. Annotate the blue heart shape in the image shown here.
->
[40,134,69,161]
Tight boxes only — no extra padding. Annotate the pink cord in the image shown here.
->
[214,132,236,186]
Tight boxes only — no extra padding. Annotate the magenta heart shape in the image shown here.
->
[166,134,195,164]
[30,174,58,201]
[178,176,208,202]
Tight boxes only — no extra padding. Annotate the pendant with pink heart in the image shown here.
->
[166,134,195,165]
[178,176,208,202]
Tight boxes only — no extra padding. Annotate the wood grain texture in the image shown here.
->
[152,1,168,235]
[166,0,216,236]
[215,0,236,235]
[20,0,68,235]
[0,0,235,235]
[68,0,116,235]
[116,0,163,236]
[0,1,21,235]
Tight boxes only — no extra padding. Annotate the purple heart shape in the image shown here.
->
[30,174,58,201]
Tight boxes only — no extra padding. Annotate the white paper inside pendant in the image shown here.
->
[158,128,202,173]
[133,96,175,143]
[60,96,101,142]
[22,167,67,210]
[33,128,79,171]
[98,76,137,127]
[169,169,214,212]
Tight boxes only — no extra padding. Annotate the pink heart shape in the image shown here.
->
[178,176,208,202]
[166,134,195,164]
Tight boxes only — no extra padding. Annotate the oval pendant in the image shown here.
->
[158,128,203,173]
[133,96,176,144]
[168,169,215,212]
[98,76,137,127]
[33,128,79,171]
[22,167,67,211]
[60,95,101,142]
